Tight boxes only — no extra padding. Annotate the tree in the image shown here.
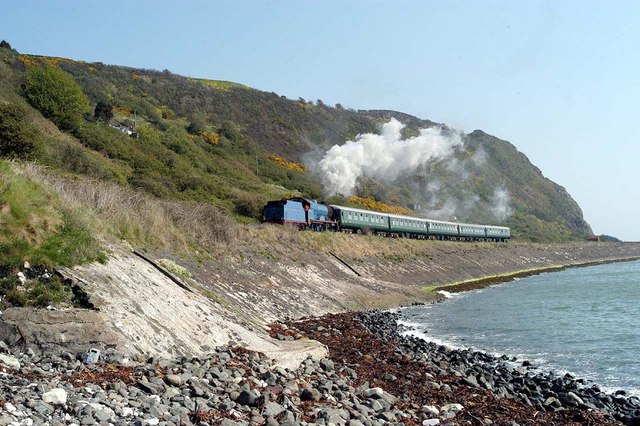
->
[93,100,113,123]
[23,63,89,132]
[219,120,242,142]
[187,113,207,135]
[0,104,36,158]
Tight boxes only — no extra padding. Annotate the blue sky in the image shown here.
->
[2,0,638,240]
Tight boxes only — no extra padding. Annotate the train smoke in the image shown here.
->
[490,186,513,221]
[318,119,463,197]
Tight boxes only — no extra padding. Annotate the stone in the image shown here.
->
[93,409,111,422]
[320,359,335,372]
[80,415,95,425]
[567,392,584,405]
[42,388,67,405]
[300,388,321,401]
[235,390,257,406]
[423,420,440,426]
[363,387,384,398]
[440,403,464,414]
[0,354,20,370]
[319,407,350,424]
[0,415,17,425]
[463,375,480,388]
[380,391,398,406]
[422,405,439,416]
[165,374,182,387]
[82,348,100,364]
[369,399,383,412]
[262,402,285,417]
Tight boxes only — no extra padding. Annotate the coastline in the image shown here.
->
[3,250,640,424]
[2,311,636,425]
[284,311,639,425]
[428,255,640,294]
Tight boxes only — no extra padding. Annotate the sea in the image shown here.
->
[399,260,640,396]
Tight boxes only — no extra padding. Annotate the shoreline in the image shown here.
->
[429,255,640,294]
[286,311,639,425]
[3,311,637,425]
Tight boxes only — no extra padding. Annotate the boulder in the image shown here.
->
[42,388,67,405]
[0,354,20,370]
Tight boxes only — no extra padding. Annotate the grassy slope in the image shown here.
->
[0,47,592,242]
[0,160,104,272]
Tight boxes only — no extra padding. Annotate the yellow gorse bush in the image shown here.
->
[348,196,414,216]
[268,155,306,173]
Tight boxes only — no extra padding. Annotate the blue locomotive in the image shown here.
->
[263,197,510,241]
[263,197,339,231]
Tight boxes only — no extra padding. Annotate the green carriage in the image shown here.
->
[331,205,389,233]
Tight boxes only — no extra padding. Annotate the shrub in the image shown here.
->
[0,103,36,158]
[187,113,207,135]
[219,120,242,142]
[230,189,265,219]
[93,100,113,123]
[23,63,89,132]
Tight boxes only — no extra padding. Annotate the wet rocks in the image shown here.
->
[289,310,637,425]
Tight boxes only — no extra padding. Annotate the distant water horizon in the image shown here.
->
[400,260,640,396]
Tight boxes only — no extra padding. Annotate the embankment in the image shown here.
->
[2,232,640,364]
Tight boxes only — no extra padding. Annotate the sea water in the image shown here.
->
[400,260,640,395]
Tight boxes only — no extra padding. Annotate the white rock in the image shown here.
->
[42,388,67,404]
[146,418,159,425]
[423,405,439,416]
[23,261,31,269]
[89,403,114,416]
[567,391,584,405]
[363,387,384,398]
[0,354,20,370]
[4,402,16,412]
[121,407,134,417]
[16,272,26,285]
[423,420,440,426]
[440,403,464,413]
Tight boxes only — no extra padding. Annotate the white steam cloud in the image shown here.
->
[490,186,513,221]
[318,119,462,197]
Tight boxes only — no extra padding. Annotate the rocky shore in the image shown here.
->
[1,311,639,425]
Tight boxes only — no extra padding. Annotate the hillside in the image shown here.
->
[0,44,591,242]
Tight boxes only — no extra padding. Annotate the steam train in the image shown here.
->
[263,197,510,242]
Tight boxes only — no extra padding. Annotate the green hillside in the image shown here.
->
[0,45,592,243]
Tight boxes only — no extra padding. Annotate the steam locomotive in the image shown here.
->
[263,197,510,242]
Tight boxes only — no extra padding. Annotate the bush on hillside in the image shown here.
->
[187,113,207,135]
[23,63,89,132]
[219,120,242,142]
[0,103,36,158]
[93,100,113,123]
[230,189,265,219]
